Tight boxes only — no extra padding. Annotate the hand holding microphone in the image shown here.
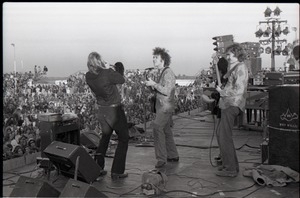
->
[103,61,115,70]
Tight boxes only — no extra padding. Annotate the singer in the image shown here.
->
[85,52,129,180]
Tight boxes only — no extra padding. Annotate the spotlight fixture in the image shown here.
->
[287,57,295,65]
[281,46,289,56]
[273,7,282,16]
[282,27,290,35]
[265,47,272,54]
[259,47,264,54]
[263,27,272,37]
[275,46,282,55]
[274,26,281,37]
[255,28,264,37]
[264,7,272,17]
[255,28,264,38]
[256,7,291,72]
[259,40,271,45]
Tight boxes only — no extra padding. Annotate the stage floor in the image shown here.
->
[2,109,299,198]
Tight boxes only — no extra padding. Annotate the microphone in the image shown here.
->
[145,67,155,71]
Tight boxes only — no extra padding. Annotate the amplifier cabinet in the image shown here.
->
[39,119,80,157]
[264,72,284,86]
[283,72,300,84]
[269,85,299,130]
[268,85,299,172]
[80,131,101,149]
[44,141,101,183]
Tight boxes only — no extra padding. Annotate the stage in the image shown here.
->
[2,109,299,197]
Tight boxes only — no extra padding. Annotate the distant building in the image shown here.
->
[55,80,68,86]
[176,79,195,86]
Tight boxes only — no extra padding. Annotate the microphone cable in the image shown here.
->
[209,114,219,168]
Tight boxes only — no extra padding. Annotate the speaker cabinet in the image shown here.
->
[250,57,261,76]
[268,85,299,172]
[245,57,261,76]
[43,141,101,183]
[59,178,108,197]
[39,119,80,157]
[80,131,101,149]
[10,176,60,197]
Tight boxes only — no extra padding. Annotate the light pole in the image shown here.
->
[11,43,17,92]
[11,43,16,74]
[255,7,290,72]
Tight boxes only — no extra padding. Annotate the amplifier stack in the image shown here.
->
[268,85,299,172]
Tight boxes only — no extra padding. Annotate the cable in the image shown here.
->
[240,158,261,163]
[160,183,256,197]
[176,144,218,149]
[236,143,260,150]
[3,164,40,181]
[241,185,264,198]
[175,111,220,167]
[209,115,219,167]
[174,114,215,123]
[118,184,143,197]
[2,179,16,187]
[167,173,219,188]
[97,190,121,196]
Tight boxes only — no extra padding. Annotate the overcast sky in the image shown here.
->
[3,2,299,77]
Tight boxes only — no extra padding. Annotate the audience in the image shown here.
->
[3,69,209,160]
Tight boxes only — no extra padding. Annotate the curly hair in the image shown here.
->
[225,43,247,62]
[153,47,171,67]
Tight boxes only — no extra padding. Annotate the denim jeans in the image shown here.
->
[152,111,179,163]
[218,106,240,172]
[95,105,129,174]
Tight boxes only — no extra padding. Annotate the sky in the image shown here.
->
[3,2,299,77]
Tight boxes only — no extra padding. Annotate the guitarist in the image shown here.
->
[211,57,229,118]
[144,47,179,169]
[215,43,249,177]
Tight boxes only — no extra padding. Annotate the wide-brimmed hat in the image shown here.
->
[12,144,22,153]
[27,138,35,145]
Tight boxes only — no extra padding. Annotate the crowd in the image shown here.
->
[3,68,210,161]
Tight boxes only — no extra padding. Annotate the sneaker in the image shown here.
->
[215,170,238,177]
[216,159,222,166]
[155,161,166,168]
[214,156,221,161]
[111,172,128,180]
[217,166,224,171]
[99,169,107,176]
[167,157,179,162]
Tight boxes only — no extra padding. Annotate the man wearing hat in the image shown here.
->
[28,138,39,153]
[12,144,24,158]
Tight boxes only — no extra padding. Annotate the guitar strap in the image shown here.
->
[154,67,169,96]
[223,63,241,79]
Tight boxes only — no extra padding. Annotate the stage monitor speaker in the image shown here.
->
[80,131,101,149]
[9,176,60,197]
[43,141,101,183]
[59,178,108,197]
[268,85,299,172]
